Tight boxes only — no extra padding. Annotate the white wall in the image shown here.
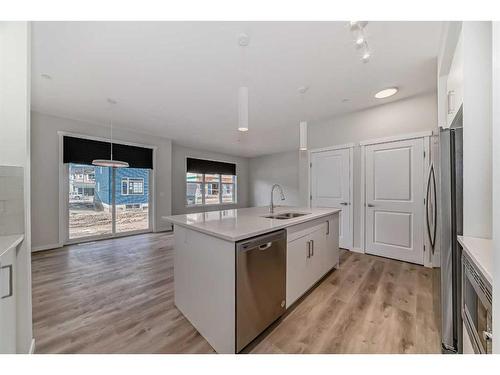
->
[462,22,493,239]
[491,21,499,354]
[249,151,300,207]
[30,111,173,250]
[307,92,438,250]
[171,144,249,215]
[247,92,438,250]
[0,21,33,353]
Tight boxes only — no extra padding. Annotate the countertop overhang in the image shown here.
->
[458,235,493,286]
[163,206,340,242]
[0,234,24,257]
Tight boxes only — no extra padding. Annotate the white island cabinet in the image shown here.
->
[286,214,339,308]
[164,206,340,353]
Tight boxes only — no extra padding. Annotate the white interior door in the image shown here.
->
[364,138,424,264]
[311,148,352,249]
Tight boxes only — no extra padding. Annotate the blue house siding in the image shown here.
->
[94,166,112,206]
[94,167,149,206]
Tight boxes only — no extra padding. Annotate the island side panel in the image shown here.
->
[173,225,236,353]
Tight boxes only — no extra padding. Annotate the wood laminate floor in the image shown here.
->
[32,232,441,354]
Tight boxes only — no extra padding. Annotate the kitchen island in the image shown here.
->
[163,206,340,353]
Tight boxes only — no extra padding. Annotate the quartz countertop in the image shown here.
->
[458,235,493,286]
[0,234,24,258]
[163,206,340,242]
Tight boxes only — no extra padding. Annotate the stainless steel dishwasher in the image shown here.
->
[236,229,286,352]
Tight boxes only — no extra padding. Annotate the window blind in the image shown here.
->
[63,136,153,169]
[186,157,236,175]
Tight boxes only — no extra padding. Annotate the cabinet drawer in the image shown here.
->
[287,219,328,243]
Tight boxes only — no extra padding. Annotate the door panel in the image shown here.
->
[365,138,424,264]
[311,148,352,249]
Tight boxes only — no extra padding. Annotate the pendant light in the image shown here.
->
[298,86,309,151]
[238,86,249,132]
[92,98,129,168]
[238,33,250,132]
[299,121,308,151]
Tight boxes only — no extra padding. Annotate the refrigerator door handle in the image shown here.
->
[426,163,437,253]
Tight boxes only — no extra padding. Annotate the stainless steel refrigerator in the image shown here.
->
[438,107,463,353]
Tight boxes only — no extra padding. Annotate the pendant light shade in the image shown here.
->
[92,99,129,168]
[238,86,249,132]
[299,121,307,151]
[92,159,129,168]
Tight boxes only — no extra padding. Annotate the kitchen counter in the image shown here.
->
[165,206,340,353]
[458,235,493,286]
[163,206,340,242]
[0,234,24,258]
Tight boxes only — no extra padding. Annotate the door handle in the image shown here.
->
[340,202,349,206]
[1,264,13,299]
[367,203,375,208]
[311,240,314,256]
[326,220,330,235]
[306,241,311,258]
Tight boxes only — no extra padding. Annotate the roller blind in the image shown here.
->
[63,136,153,169]
[186,157,236,175]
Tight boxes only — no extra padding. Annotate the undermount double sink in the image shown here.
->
[263,212,309,220]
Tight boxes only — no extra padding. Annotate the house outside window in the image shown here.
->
[122,178,144,195]
[186,158,237,206]
[186,173,236,206]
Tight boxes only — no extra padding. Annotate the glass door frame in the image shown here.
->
[59,131,156,246]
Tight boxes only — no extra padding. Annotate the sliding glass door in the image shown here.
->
[68,163,151,242]
[114,167,150,234]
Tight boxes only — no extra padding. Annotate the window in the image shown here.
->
[186,172,237,206]
[121,178,144,195]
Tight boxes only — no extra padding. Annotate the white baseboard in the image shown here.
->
[350,247,365,254]
[29,338,36,354]
[32,243,62,252]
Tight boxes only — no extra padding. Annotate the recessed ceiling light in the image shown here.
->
[41,73,52,80]
[374,87,399,99]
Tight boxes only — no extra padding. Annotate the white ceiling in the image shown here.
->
[31,21,443,157]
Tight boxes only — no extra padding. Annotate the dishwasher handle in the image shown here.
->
[259,242,272,251]
[237,230,286,253]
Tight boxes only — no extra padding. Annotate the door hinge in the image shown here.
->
[310,195,312,200]
[310,162,312,168]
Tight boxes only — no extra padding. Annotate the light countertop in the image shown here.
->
[0,234,24,258]
[163,206,340,242]
[458,235,493,286]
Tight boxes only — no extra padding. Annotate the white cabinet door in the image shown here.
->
[286,216,340,308]
[286,234,314,308]
[311,149,352,250]
[323,214,339,274]
[308,225,328,279]
[0,247,17,353]
[446,32,463,127]
[365,138,424,264]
